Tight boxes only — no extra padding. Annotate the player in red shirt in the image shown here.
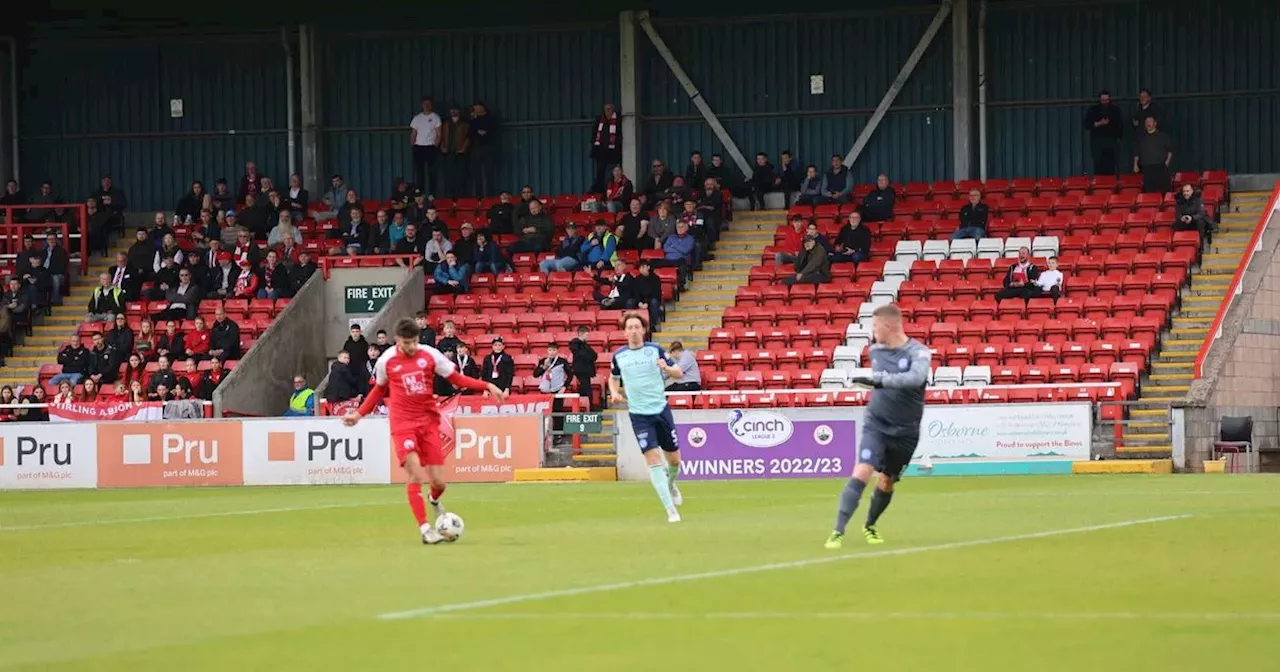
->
[345,318,506,544]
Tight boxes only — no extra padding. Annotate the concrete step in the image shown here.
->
[1157,352,1197,362]
[1170,319,1212,330]
[1115,445,1173,455]
[1169,327,1208,338]
[1130,408,1171,418]
[1161,339,1203,351]
[1120,434,1173,444]
[1148,373,1193,382]
[1150,361,1193,373]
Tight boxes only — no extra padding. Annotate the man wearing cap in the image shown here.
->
[287,250,317,294]
[205,251,240,299]
[481,336,515,392]
[540,221,585,273]
[452,221,478,266]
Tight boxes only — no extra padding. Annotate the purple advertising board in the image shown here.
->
[677,409,857,480]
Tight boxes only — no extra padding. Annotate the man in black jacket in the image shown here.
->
[324,351,363,403]
[87,332,118,385]
[831,212,872,263]
[860,174,896,223]
[633,259,663,331]
[952,189,990,241]
[21,252,53,311]
[414,311,437,348]
[568,326,598,410]
[995,247,1041,301]
[593,258,637,310]
[342,324,371,373]
[747,152,779,211]
[1084,90,1125,176]
[41,230,69,305]
[485,191,515,234]
[287,250,317,294]
[209,306,242,362]
[481,336,514,392]
[51,336,90,386]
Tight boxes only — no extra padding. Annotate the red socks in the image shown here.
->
[406,482,428,526]
[429,484,446,503]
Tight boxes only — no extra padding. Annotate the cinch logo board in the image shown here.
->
[242,418,391,485]
[97,422,244,488]
[0,424,98,489]
[389,413,543,484]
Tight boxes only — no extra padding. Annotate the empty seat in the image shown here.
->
[933,366,963,387]
[921,240,950,262]
[947,238,977,261]
[870,281,900,304]
[976,238,1003,259]
[819,369,849,390]
[962,365,992,386]
[894,240,923,261]
[845,324,872,351]
[1031,235,1060,258]
[832,345,861,371]
[1004,237,1032,256]
[882,260,912,283]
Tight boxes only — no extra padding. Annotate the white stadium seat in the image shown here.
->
[832,345,862,371]
[870,280,899,304]
[894,240,923,262]
[962,365,993,387]
[1004,237,1032,257]
[921,239,950,262]
[976,237,1004,259]
[845,324,872,352]
[948,238,977,261]
[849,367,875,386]
[933,366,964,387]
[882,260,912,282]
[819,368,849,390]
[1032,235,1060,258]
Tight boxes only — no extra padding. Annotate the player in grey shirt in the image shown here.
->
[825,303,931,549]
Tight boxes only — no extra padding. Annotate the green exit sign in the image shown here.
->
[563,413,603,435]
[344,284,396,314]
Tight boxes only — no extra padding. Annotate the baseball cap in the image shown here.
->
[226,210,237,218]
[216,252,232,263]
[491,336,504,344]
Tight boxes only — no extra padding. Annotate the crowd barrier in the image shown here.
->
[616,402,1093,481]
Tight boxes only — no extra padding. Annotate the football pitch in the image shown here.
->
[2,475,1278,670]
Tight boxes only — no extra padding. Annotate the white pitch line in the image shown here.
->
[377,514,1192,620]
[419,611,1280,622]
[0,501,394,532]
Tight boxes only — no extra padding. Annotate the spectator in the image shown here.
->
[414,311,438,348]
[832,212,871,263]
[805,221,835,257]
[657,218,699,285]
[86,198,112,255]
[210,306,241,362]
[221,212,242,247]
[267,211,300,248]
[91,174,128,219]
[289,249,317,293]
[148,381,170,403]
[1084,90,1125,176]
[363,209,391,254]
[286,375,317,416]
[796,165,823,206]
[1131,88,1164,132]
[182,315,211,362]
[274,234,300,267]
[1034,256,1064,301]
[642,159,673,208]
[747,152,780,211]
[665,341,701,392]
[604,165,635,214]
[481,336,514,392]
[594,258,636,309]
[615,198,651,251]
[423,228,453,272]
[239,193,271,240]
[485,191,515,234]
[195,358,226,400]
[41,229,69,305]
[175,181,209,222]
[0,180,26,218]
[284,173,309,220]
[51,380,75,404]
[51,336,89,386]
[509,199,554,255]
[514,186,538,220]
[534,343,570,395]
[156,320,185,362]
[472,230,508,274]
[648,200,677,245]
[540,221,584,273]
[775,214,806,266]
[438,104,470,199]
[467,101,497,197]
[633,258,664,329]
[1133,116,1174,194]
[436,320,462,355]
[568,325,597,404]
[26,181,61,224]
[205,252,238,299]
[364,344,381,382]
[107,315,135,362]
[433,251,471,294]
[18,386,49,422]
[119,352,146,388]
[148,355,178,393]
[387,211,409,250]
[387,180,411,218]
[454,342,480,383]
[778,151,801,199]
[821,155,854,204]
[190,209,219,249]
[1,276,32,330]
[995,247,1041,300]
[0,386,15,420]
[86,271,123,322]
[861,174,897,223]
[126,228,154,279]
[135,319,158,361]
[153,232,184,276]
[695,180,725,244]
[952,189,990,240]
[410,96,442,195]
[374,329,391,354]
[662,175,694,211]
[81,378,102,402]
[237,161,264,202]
[343,324,371,373]
[784,236,831,286]
[589,102,622,194]
[21,250,52,310]
[341,206,369,253]
[685,151,708,188]
[318,174,354,222]
[1175,183,1213,242]
[452,221,478,266]
[394,223,427,267]
[209,178,236,213]
[582,219,619,271]
[259,251,290,299]
[421,206,449,237]
[232,259,260,299]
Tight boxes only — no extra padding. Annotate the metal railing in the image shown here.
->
[0,204,91,275]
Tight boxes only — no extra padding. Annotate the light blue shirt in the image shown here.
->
[611,342,674,416]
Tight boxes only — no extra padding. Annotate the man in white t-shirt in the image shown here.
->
[1034,255,1064,300]
[410,96,442,197]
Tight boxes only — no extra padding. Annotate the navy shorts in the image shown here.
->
[859,426,919,481]
[630,407,680,453]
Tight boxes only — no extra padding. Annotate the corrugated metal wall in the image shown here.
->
[317,26,620,198]
[17,35,290,210]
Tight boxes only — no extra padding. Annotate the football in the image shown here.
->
[435,512,464,542]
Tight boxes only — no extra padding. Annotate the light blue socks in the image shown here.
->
[649,464,675,510]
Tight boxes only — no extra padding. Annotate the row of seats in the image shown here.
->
[36,360,240,394]
[891,234,1199,263]
[818,362,1138,388]
[113,298,291,321]
[777,212,1187,244]
[667,384,1129,409]
[700,339,1154,371]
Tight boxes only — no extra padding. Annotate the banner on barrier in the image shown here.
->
[49,401,164,423]
[0,424,98,489]
[388,412,545,484]
[96,422,245,488]
[679,410,856,480]
[242,419,392,486]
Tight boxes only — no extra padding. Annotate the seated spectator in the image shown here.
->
[29,181,63,224]
[641,159,673,208]
[604,165,634,214]
[156,320,185,362]
[421,206,449,237]
[0,386,15,421]
[508,199,554,255]
[274,234,301,266]
[148,382,171,403]
[662,175,694,211]
[259,250,291,299]
[952,188,989,240]
[325,351,364,405]
[286,375,317,416]
[197,358,226,400]
[685,150,708,188]
[284,173,309,220]
[454,342,480,385]
[540,221,584,273]
[340,206,368,252]
[122,380,147,403]
[656,219,699,285]
[288,249,317,293]
[394,223,427,266]
[615,198,651,251]
[205,252,238,299]
[221,212,243,247]
[452,221,478,266]
[189,209,220,249]
[593,258,636,309]
[232,259,260,299]
[148,355,178,393]
[1174,183,1213,242]
[318,174,353,221]
[87,271,123,322]
[860,174,896,223]
[648,200,677,246]
[0,180,26,215]
[485,191,515,234]
[267,211,300,248]
[995,247,1041,300]
[778,151,801,200]
[264,189,287,219]
[209,306,241,362]
[388,178,412,215]
[831,212,871,263]
[85,331,118,385]
[665,341,701,392]
[423,228,453,273]
[747,152,779,210]
[568,326,597,408]
[774,214,806,266]
[472,230,510,274]
[514,186,538,220]
[805,221,835,256]
[796,165,824,206]
[210,178,236,213]
[534,343,570,395]
[40,229,68,305]
[784,236,831,286]
[107,314,135,361]
[134,319,158,361]
[706,153,731,190]
[185,315,212,362]
[481,336,514,392]
[433,251,472,294]
[1035,256,1064,301]
[633,259,663,329]
[821,155,854,204]
[81,378,102,402]
[238,161,264,202]
[436,320,461,356]
[239,193,271,241]
[51,336,89,386]
[696,180,724,245]
[86,198,112,255]
[153,232,185,274]
[581,219,618,271]
[176,181,210,222]
[18,386,48,422]
[388,211,409,249]
[52,380,75,405]
[20,251,52,310]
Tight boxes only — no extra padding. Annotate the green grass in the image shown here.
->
[3,475,1279,670]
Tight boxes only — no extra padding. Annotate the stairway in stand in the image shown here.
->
[0,240,131,392]
[1119,190,1272,456]
[659,210,785,352]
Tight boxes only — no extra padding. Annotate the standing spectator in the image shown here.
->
[1034,256,1064,301]
[41,229,69,305]
[832,212,872,263]
[237,161,264,203]
[665,341,702,392]
[589,102,621,194]
[685,151,708,188]
[952,189,990,240]
[1084,91,1125,176]
[433,251,471,294]
[568,326,598,408]
[615,198,651,251]
[28,181,63,224]
[509,199,554,255]
[860,174,896,223]
[775,214,806,266]
[485,191,515,234]
[995,247,1040,300]
[795,166,823,206]
[540,221,585,273]
[209,305,241,362]
[288,250,317,294]
[1174,183,1213,242]
[413,312,437,348]
[581,219,618,271]
[175,181,209,222]
[777,151,801,200]
[784,236,831,286]
[747,152,779,211]
[423,229,453,273]
[342,324,371,374]
[287,375,318,416]
[535,343,570,395]
[641,159,673,208]
[410,97,442,195]
[1130,88,1164,133]
[604,166,634,214]
[51,336,89,386]
[821,155,854,204]
[439,104,470,199]
[318,175,353,221]
[86,272,123,321]
[482,336,514,392]
[1133,116,1174,194]
[210,179,236,213]
[467,102,497,197]
[472,230,509,274]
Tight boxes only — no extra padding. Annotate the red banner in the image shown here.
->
[49,401,165,423]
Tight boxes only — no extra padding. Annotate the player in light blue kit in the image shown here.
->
[609,313,687,523]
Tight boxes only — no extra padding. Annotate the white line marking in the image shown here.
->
[377,514,1191,620]
[0,501,393,532]
[419,611,1280,622]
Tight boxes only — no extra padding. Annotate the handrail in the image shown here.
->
[318,254,422,279]
[1194,181,1280,377]
[0,204,90,274]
